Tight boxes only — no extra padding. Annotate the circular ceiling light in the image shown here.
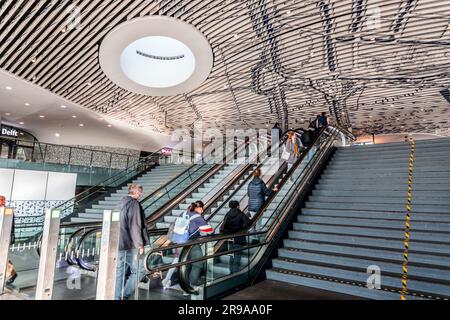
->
[99,16,213,96]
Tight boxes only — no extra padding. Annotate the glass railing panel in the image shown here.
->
[142,163,215,220]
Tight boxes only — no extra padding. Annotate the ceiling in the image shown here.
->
[0,0,449,137]
[0,69,177,151]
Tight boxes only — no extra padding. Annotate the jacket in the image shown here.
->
[221,208,252,234]
[186,211,213,240]
[117,196,149,251]
[248,177,272,212]
[285,137,303,164]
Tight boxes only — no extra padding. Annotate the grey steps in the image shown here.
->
[266,269,416,300]
[308,195,450,206]
[268,140,450,300]
[304,202,450,213]
[298,215,450,232]
[282,240,450,268]
[287,231,450,255]
[270,260,449,298]
[312,189,450,198]
[316,183,450,191]
[293,223,450,244]
[322,171,450,179]
[301,209,450,223]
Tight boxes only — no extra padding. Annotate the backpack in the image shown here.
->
[167,212,200,244]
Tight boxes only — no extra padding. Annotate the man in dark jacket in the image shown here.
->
[115,184,149,300]
[221,200,252,238]
[220,201,252,272]
[247,169,273,219]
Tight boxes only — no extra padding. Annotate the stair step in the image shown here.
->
[304,202,450,213]
[270,261,450,298]
[282,240,450,268]
[265,269,415,300]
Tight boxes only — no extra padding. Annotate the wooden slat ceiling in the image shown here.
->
[0,0,449,136]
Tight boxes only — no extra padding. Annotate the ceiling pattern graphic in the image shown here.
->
[0,0,449,136]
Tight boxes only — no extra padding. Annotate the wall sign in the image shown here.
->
[1,126,18,138]
[161,148,173,156]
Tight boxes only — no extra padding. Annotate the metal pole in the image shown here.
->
[35,208,61,300]
[96,210,120,300]
[0,207,14,294]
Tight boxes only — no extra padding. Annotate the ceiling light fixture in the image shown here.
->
[31,57,37,63]
[61,105,67,109]
[107,124,112,128]
[39,115,45,118]
[19,122,24,125]
[5,86,12,90]
[72,115,77,118]
[24,103,30,106]
[55,133,60,137]
[5,113,11,116]
[79,124,84,127]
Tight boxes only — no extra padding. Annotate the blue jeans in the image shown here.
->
[115,249,142,300]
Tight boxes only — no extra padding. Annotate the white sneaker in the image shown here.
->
[161,278,171,289]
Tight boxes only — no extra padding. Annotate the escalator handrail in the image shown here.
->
[65,138,258,269]
[248,126,328,227]
[145,136,263,227]
[248,128,341,284]
[71,227,170,271]
[204,127,308,228]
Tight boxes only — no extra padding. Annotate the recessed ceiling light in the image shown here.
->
[107,124,112,128]
[87,82,92,86]
[55,133,60,137]
[72,115,77,118]
[31,57,37,63]
[24,103,30,106]
[19,122,24,125]
[5,113,11,116]
[61,105,67,109]
[39,115,45,118]
[61,27,66,33]
[5,86,12,90]
[79,124,84,127]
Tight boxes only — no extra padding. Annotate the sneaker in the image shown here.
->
[161,278,171,289]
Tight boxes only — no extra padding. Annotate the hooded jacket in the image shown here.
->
[117,196,149,251]
[247,177,272,212]
[221,208,252,234]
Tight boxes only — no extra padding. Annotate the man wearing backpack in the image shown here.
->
[115,184,149,300]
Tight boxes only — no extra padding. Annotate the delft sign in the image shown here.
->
[1,126,19,137]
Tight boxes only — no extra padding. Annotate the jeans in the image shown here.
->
[187,245,205,287]
[115,249,143,300]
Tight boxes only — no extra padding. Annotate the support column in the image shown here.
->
[35,208,61,300]
[96,210,120,300]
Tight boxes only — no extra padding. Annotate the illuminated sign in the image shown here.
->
[1,126,18,137]
[161,148,173,156]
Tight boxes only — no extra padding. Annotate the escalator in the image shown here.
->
[2,137,262,298]
[141,127,353,299]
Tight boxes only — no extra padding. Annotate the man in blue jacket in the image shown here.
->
[115,184,149,300]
